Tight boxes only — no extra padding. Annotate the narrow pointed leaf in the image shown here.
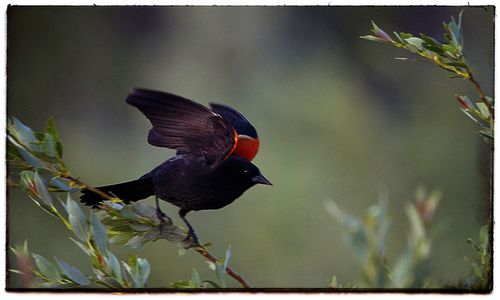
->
[106,250,123,283]
[11,117,39,150]
[405,37,425,51]
[90,213,109,253]
[33,171,53,206]
[55,258,90,285]
[476,103,491,118]
[66,196,89,241]
[32,253,61,281]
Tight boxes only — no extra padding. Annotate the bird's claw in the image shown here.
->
[156,208,172,235]
[156,208,172,224]
[182,232,200,248]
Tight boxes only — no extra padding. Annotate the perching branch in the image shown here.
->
[61,174,252,288]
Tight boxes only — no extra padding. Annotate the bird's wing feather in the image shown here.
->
[209,103,258,138]
[126,88,237,164]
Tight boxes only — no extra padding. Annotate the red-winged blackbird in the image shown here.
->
[80,88,272,245]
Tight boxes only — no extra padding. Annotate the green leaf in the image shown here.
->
[484,96,494,106]
[419,34,445,55]
[17,147,45,169]
[119,205,142,221]
[65,196,89,242]
[406,203,425,241]
[476,103,491,118]
[461,109,489,128]
[43,133,57,158]
[124,233,148,249]
[370,21,391,41]
[19,171,57,217]
[171,280,196,288]
[329,275,338,288]
[446,62,467,69]
[46,117,63,158]
[109,232,135,245]
[10,240,29,259]
[130,202,158,219]
[360,35,387,42]
[11,117,40,151]
[223,245,232,272]
[129,223,152,232]
[9,269,25,276]
[49,177,78,192]
[32,253,61,281]
[214,264,226,288]
[105,250,123,283]
[405,37,425,51]
[478,128,494,142]
[190,269,202,288]
[55,258,90,285]
[69,237,92,256]
[479,225,489,254]
[136,257,151,287]
[399,32,413,40]
[90,213,109,253]
[122,255,149,288]
[33,170,53,206]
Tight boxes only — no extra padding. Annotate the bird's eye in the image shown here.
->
[243,169,250,174]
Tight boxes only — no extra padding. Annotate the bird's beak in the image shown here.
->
[252,174,273,186]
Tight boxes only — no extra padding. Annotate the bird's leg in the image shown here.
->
[179,208,200,246]
[155,195,172,225]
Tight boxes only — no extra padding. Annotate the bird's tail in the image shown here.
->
[80,177,155,208]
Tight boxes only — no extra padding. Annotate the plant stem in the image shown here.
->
[59,173,114,200]
[195,246,251,288]
[466,69,494,118]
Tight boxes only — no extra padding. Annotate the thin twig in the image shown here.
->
[467,70,494,118]
[195,246,251,288]
[59,174,114,200]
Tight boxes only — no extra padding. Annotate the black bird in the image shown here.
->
[80,88,272,245]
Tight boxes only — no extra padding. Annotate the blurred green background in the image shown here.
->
[6,6,493,288]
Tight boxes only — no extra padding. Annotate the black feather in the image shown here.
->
[209,103,258,138]
[80,177,155,207]
[126,88,236,164]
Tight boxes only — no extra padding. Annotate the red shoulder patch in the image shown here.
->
[232,136,259,161]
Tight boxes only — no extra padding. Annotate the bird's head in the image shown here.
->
[218,156,272,189]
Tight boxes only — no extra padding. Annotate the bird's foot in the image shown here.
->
[183,231,200,249]
[156,208,172,224]
[156,208,172,235]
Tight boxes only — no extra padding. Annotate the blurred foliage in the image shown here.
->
[322,9,494,291]
[361,11,494,142]
[325,187,442,288]
[7,117,248,289]
[462,225,492,290]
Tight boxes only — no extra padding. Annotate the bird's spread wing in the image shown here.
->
[209,103,258,138]
[126,88,237,164]
[210,103,260,161]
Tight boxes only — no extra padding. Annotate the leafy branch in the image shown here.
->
[361,11,494,142]
[7,116,251,289]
